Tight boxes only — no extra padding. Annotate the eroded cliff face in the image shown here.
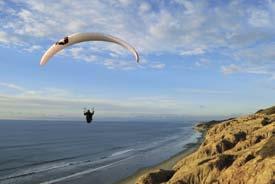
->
[136,107,275,184]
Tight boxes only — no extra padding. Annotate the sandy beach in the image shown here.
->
[117,132,205,184]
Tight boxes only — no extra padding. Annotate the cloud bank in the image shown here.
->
[0,0,274,74]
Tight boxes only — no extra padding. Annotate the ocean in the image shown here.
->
[0,120,201,184]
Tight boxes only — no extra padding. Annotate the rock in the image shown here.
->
[253,135,265,144]
[258,136,275,158]
[194,118,235,133]
[136,106,275,184]
[216,139,234,153]
[244,154,255,163]
[136,169,175,184]
[233,131,246,142]
[261,117,271,126]
[214,154,235,170]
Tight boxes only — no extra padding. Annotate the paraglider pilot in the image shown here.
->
[56,36,69,45]
[84,108,95,123]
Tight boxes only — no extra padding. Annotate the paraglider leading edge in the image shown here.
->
[40,32,139,66]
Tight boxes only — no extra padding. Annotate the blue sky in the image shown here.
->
[0,0,274,120]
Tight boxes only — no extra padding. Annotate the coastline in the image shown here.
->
[117,129,205,184]
[133,106,275,184]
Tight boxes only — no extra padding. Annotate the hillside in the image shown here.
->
[136,106,275,184]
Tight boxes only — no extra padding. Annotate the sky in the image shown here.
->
[0,0,275,120]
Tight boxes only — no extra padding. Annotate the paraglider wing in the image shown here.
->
[40,33,139,65]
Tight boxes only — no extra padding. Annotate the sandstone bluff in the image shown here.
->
[136,106,275,184]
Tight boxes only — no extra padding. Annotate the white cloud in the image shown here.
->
[103,58,137,70]
[68,47,97,63]
[174,0,196,14]
[0,0,275,73]
[0,82,197,120]
[221,64,273,78]
[195,59,210,67]
[1,81,273,120]
[234,43,275,64]
[0,82,75,97]
[221,64,241,74]
[150,63,166,70]
[0,31,21,45]
[248,9,271,27]
[23,44,41,52]
[139,2,151,13]
[181,47,205,56]
[0,31,9,44]
[117,0,133,6]
[0,82,25,92]
[0,1,208,54]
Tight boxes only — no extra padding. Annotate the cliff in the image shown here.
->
[136,106,275,184]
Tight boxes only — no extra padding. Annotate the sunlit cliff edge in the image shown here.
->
[136,106,275,184]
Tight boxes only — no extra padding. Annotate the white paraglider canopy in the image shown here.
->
[40,32,139,65]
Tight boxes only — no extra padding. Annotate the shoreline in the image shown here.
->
[131,107,275,184]
[116,130,205,184]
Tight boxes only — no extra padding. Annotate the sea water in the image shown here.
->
[0,120,201,184]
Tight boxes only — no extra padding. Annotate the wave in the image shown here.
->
[0,154,88,173]
[39,163,113,184]
[110,149,134,157]
[0,123,200,184]
[0,151,133,183]
[40,156,133,184]
[136,134,182,152]
[0,145,128,173]
[0,157,93,182]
